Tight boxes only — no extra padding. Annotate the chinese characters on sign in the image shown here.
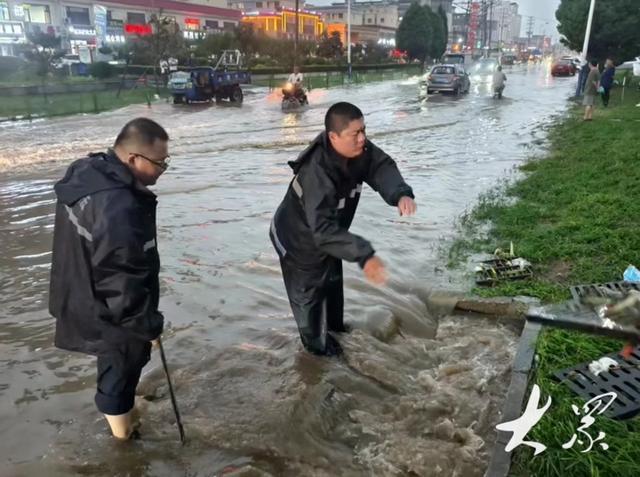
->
[496,385,616,454]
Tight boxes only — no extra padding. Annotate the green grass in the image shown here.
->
[449,82,640,476]
[0,87,167,121]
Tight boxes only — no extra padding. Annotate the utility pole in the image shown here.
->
[487,0,494,55]
[526,15,534,48]
[347,0,351,79]
[294,0,299,67]
[481,0,487,50]
[581,0,596,61]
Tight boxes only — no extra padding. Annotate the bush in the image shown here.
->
[89,61,116,79]
[0,56,28,81]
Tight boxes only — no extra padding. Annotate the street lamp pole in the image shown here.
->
[347,0,351,79]
[294,0,299,67]
[576,0,596,97]
[581,0,596,62]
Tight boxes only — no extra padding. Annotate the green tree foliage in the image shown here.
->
[132,14,187,66]
[23,31,62,77]
[396,3,432,64]
[438,6,449,56]
[556,0,640,63]
[317,31,344,60]
[426,6,446,59]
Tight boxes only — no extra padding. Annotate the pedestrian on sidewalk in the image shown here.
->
[600,58,616,107]
[49,118,170,440]
[583,60,601,121]
[270,102,416,356]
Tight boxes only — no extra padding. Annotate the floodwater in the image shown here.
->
[0,63,575,476]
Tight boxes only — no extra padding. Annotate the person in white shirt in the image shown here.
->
[287,66,304,88]
[492,65,507,97]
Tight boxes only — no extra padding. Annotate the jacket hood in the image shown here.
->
[54,150,141,206]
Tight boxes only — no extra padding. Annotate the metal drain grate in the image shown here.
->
[475,258,533,286]
[553,346,640,420]
[569,281,640,301]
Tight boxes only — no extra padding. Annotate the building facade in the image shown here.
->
[0,0,241,56]
[241,8,323,40]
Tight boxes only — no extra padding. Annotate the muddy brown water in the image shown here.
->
[0,63,575,476]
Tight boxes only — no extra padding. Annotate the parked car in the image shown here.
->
[423,64,470,95]
[560,55,582,70]
[617,56,640,76]
[551,59,576,76]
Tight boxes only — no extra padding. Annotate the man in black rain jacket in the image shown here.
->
[270,102,417,356]
[49,118,170,439]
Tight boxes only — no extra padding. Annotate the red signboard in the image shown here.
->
[466,2,479,50]
[185,18,200,25]
[124,23,152,35]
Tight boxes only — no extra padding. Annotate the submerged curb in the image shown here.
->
[485,320,542,477]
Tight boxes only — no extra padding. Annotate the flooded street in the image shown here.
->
[1,64,575,476]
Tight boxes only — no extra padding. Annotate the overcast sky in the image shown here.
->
[513,0,562,38]
[307,0,564,39]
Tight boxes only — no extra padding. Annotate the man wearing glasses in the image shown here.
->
[49,117,170,440]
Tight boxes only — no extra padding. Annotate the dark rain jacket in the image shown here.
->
[49,150,163,356]
[600,66,615,90]
[271,132,414,268]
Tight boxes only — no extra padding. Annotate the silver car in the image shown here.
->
[424,64,471,95]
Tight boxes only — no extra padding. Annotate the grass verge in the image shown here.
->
[449,81,640,477]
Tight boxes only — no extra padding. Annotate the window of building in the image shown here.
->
[256,2,263,7]
[338,13,343,18]
[0,2,9,21]
[205,19,219,29]
[380,17,384,23]
[274,1,280,8]
[21,4,52,24]
[223,21,235,31]
[127,12,146,24]
[66,6,90,25]
[367,18,372,23]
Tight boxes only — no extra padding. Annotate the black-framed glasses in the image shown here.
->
[132,152,171,170]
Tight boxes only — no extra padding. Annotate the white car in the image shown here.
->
[617,56,640,76]
[53,54,82,69]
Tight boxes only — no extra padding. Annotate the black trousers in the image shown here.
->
[95,341,151,415]
[602,88,611,107]
[279,256,345,354]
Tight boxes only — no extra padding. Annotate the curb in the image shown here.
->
[485,320,542,477]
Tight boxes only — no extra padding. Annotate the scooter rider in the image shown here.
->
[284,66,307,103]
[492,65,507,98]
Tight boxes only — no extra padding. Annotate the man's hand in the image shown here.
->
[363,256,388,286]
[397,196,417,217]
[151,338,160,350]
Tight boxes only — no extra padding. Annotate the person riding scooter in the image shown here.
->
[492,65,507,99]
[282,66,308,105]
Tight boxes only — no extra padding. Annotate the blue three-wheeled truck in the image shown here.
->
[169,50,251,105]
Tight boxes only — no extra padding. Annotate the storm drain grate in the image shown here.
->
[553,346,640,420]
[475,258,533,286]
[569,281,640,302]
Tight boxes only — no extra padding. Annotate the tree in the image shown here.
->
[22,31,63,99]
[396,3,432,64]
[236,23,259,57]
[438,6,449,55]
[426,6,446,59]
[556,0,640,63]
[134,13,187,90]
[317,32,344,61]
